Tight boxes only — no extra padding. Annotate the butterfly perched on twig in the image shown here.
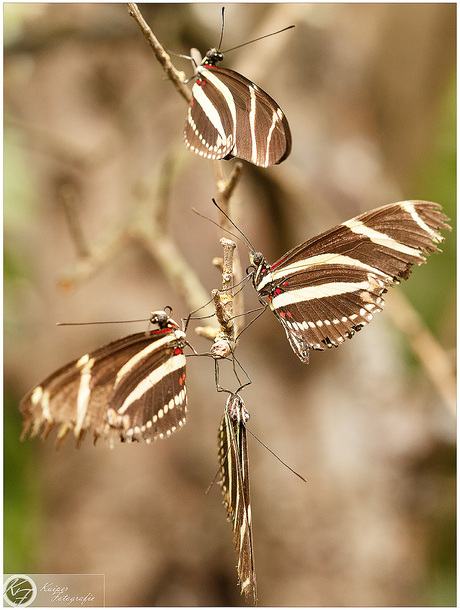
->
[184,9,293,167]
[248,200,451,362]
[20,309,190,447]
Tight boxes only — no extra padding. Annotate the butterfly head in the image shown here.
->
[248,250,266,276]
[203,48,224,67]
[248,251,274,295]
[250,251,264,267]
[149,309,181,331]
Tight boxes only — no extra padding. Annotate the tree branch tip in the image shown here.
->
[216,179,227,193]
[195,326,219,341]
[220,237,236,248]
[212,257,223,270]
[229,161,244,181]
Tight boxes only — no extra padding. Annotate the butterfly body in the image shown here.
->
[184,47,291,167]
[250,201,451,362]
[20,311,188,446]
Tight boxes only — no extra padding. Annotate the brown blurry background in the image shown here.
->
[4,3,456,606]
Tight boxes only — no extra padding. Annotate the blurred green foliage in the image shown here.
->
[4,392,43,572]
[404,71,456,340]
[4,104,43,575]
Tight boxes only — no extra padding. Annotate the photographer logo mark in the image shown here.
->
[4,575,37,607]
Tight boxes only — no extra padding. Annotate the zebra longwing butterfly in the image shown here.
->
[184,45,292,167]
[20,310,188,447]
[218,393,256,603]
[249,201,451,362]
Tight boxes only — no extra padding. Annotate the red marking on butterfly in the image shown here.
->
[271,257,287,270]
[153,328,172,337]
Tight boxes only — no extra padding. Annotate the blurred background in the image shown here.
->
[4,3,455,606]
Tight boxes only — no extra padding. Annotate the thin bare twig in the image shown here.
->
[215,237,237,338]
[213,160,244,233]
[132,228,213,315]
[125,3,191,103]
[195,239,237,343]
[209,239,237,359]
[58,232,127,292]
[58,181,91,259]
[59,148,213,316]
[196,238,239,356]
[212,161,246,332]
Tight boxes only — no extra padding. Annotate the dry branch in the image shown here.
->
[48,3,246,344]
[125,3,191,103]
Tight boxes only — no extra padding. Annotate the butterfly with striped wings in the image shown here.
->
[183,25,292,167]
[20,310,189,447]
[249,201,451,362]
[218,392,256,603]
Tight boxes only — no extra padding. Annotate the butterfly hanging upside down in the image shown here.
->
[218,392,257,603]
[20,310,189,448]
[249,200,451,363]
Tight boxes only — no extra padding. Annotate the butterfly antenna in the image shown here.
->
[233,304,267,343]
[222,24,295,54]
[56,318,150,326]
[205,464,222,495]
[246,427,307,483]
[211,198,256,252]
[165,48,193,61]
[192,203,255,254]
[218,6,225,50]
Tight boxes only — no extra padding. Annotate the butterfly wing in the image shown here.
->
[216,67,291,166]
[20,328,187,446]
[184,67,235,161]
[218,395,256,602]
[254,201,451,361]
[184,65,291,167]
[107,331,187,443]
